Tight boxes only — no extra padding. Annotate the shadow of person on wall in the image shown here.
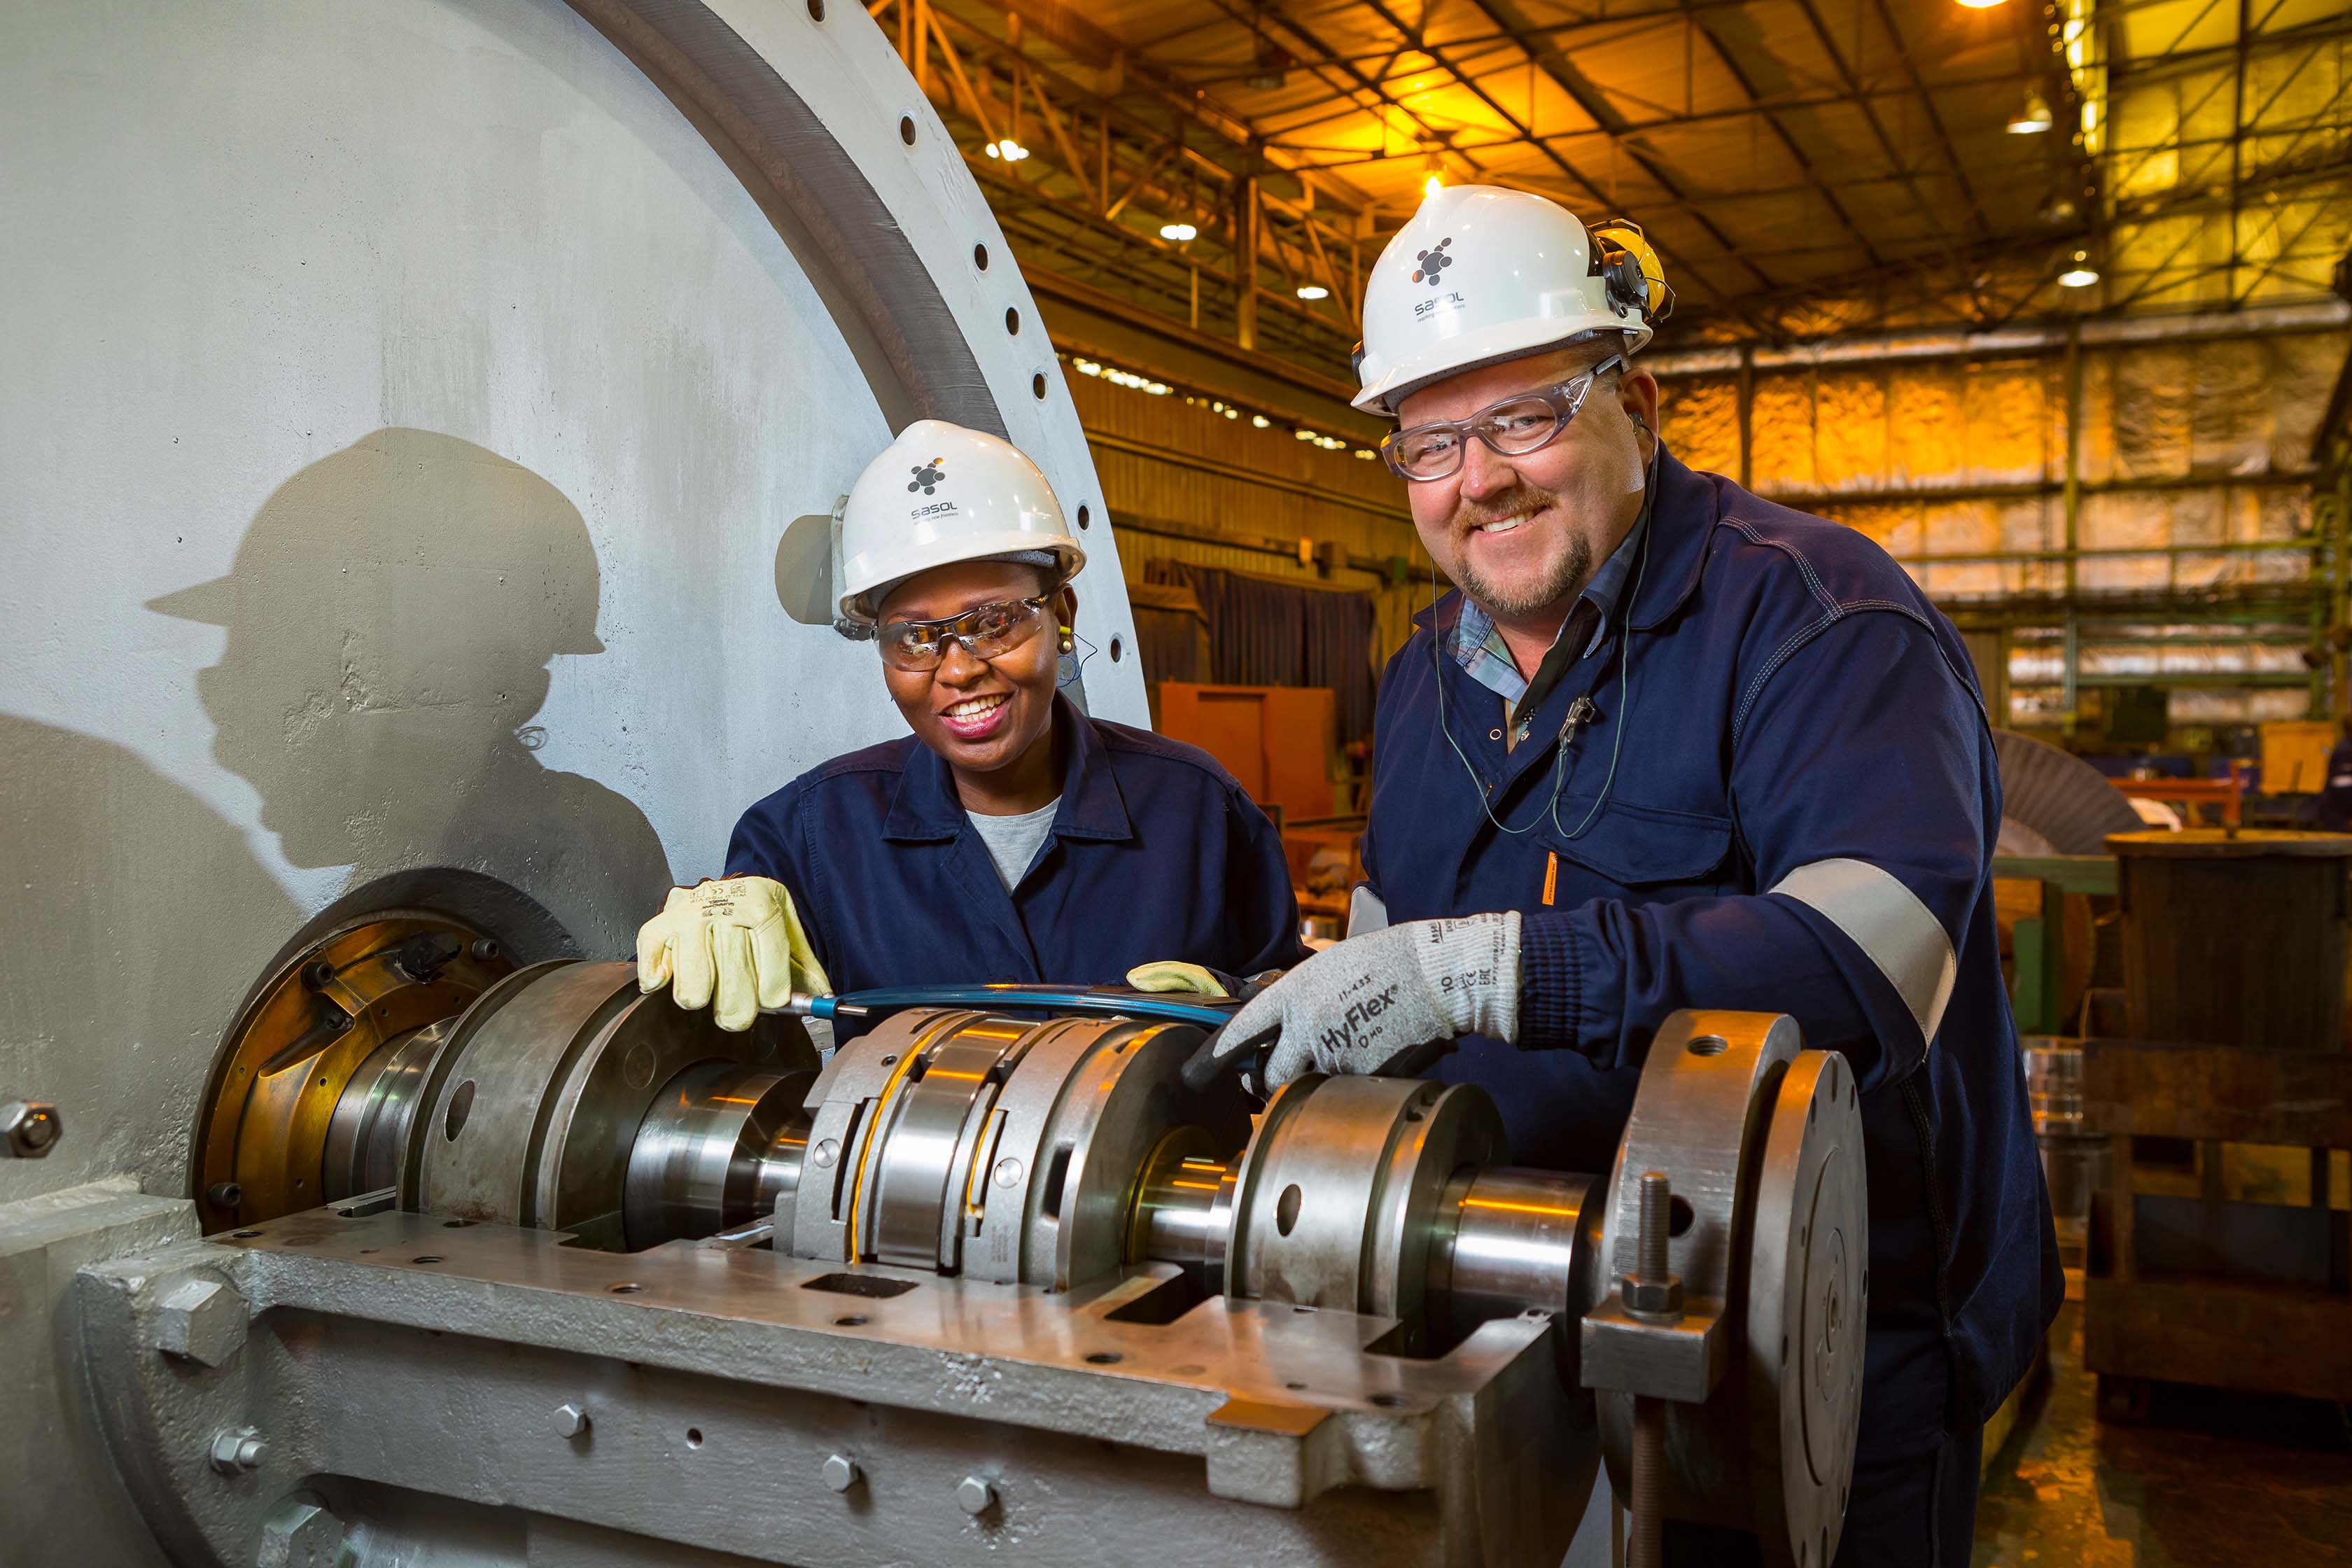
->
[0,714,304,1205]
[148,428,673,958]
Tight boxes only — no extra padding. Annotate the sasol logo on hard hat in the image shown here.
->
[908,457,946,496]
[1409,235,1466,324]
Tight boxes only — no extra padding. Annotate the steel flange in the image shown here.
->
[1588,1011,1868,1567]
[1746,1048,1868,1568]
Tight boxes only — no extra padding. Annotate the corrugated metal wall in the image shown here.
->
[1068,370,1432,668]
[1661,328,2348,729]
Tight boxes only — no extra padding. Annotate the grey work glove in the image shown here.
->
[1210,913,1522,1088]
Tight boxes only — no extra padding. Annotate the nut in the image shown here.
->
[955,1474,997,1516]
[154,1277,248,1368]
[208,1426,267,1474]
[1621,1273,1685,1321]
[1,1100,60,1158]
[821,1452,860,1492]
[256,1494,344,1568]
[552,1402,591,1439]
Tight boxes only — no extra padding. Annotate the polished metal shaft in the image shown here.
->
[1432,1165,1602,1385]
[321,1021,451,1202]
[624,1060,815,1248]
[1133,1140,1236,1291]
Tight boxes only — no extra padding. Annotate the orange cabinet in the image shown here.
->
[1154,683,1336,825]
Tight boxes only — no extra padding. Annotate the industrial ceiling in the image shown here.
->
[878,0,2352,377]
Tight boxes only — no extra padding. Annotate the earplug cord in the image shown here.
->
[1428,474,1653,841]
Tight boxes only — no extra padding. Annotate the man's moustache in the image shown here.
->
[1455,492,1555,531]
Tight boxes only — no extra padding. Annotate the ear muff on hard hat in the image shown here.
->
[1592,217,1674,326]
[834,420,1087,629]
[1350,185,1656,416]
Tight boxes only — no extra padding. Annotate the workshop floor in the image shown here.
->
[1973,1301,2352,1565]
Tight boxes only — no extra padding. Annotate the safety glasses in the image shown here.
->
[878,594,1052,673]
[1379,355,1625,482]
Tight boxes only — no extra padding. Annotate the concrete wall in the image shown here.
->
[0,0,1141,1214]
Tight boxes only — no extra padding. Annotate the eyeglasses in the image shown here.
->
[1378,355,1625,482]
[878,594,1052,673]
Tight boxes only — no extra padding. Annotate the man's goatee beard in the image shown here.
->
[1458,532,1592,621]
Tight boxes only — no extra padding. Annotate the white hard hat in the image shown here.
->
[836,419,1086,625]
[1352,185,1653,416]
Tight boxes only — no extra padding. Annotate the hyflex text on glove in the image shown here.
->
[1211,911,1522,1087]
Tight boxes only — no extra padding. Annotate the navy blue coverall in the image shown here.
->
[1362,449,2059,1564]
[725,695,1306,1012]
[2317,737,2352,830]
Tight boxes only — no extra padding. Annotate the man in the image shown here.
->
[2318,714,2352,830]
[1210,185,2058,1565]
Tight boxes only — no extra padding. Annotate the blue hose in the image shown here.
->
[814,983,1236,1030]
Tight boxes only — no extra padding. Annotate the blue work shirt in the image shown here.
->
[726,695,1306,1015]
[1362,447,2059,1456]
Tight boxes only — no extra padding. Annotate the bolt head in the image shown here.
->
[256,1496,344,1568]
[955,1474,997,1516]
[552,1402,591,1438]
[208,1426,266,1474]
[154,1277,248,1368]
[1,1100,59,1158]
[821,1452,860,1492]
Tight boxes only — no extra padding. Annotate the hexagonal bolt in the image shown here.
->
[1,1100,61,1158]
[255,1495,345,1568]
[821,1452,861,1493]
[552,1403,592,1439]
[153,1277,248,1368]
[1621,1170,1685,1324]
[207,1426,267,1474]
[955,1474,997,1516]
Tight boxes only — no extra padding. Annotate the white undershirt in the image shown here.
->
[965,797,1060,892]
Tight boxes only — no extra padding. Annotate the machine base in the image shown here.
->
[78,1203,1599,1567]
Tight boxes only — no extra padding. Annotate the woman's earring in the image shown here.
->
[1058,626,1075,656]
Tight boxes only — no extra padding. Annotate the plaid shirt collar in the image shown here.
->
[1450,476,1656,706]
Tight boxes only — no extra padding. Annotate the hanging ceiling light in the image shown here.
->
[983,138,1030,161]
[1956,0,2005,9]
[2008,90,2053,134]
[1158,221,1198,242]
[1296,284,1329,300]
[2058,250,2099,287]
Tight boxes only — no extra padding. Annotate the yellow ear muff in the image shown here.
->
[1593,218,1674,324]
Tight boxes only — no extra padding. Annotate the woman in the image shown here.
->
[638,420,1305,1031]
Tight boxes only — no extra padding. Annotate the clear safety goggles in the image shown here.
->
[877,594,1052,673]
[1379,354,1625,482]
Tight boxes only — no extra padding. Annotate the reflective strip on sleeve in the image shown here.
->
[1347,884,1390,939]
[1769,858,1957,1046]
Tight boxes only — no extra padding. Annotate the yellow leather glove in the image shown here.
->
[637,876,831,1032]
[1125,960,1229,998]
